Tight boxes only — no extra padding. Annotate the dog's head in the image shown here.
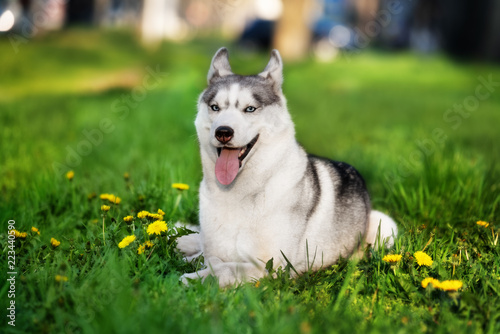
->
[195,48,293,186]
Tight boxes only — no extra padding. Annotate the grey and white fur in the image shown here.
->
[177,48,398,287]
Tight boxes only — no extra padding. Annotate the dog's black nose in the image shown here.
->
[215,126,234,144]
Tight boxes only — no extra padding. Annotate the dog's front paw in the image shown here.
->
[177,233,202,257]
[180,270,208,285]
[179,273,196,285]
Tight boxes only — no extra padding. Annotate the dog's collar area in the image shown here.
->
[216,134,259,167]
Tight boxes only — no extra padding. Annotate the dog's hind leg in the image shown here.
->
[365,210,398,248]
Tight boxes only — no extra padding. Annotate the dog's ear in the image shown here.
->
[259,49,283,92]
[207,47,233,84]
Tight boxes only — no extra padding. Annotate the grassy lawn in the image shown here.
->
[1,29,499,333]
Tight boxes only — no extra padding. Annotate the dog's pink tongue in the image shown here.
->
[215,148,240,185]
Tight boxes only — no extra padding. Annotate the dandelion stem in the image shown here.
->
[422,235,433,252]
[391,265,397,276]
[170,193,182,218]
[146,245,156,262]
[102,216,106,246]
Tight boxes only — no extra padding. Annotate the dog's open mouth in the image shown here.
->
[215,134,259,185]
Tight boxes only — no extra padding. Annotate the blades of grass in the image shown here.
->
[280,250,299,277]
[347,273,366,306]
[332,262,357,313]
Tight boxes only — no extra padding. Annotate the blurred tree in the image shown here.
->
[483,1,500,61]
[350,0,379,33]
[273,0,313,60]
[432,0,500,61]
[141,0,185,46]
[66,0,94,25]
[94,0,111,26]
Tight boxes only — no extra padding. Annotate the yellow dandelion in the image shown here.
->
[101,205,110,212]
[123,216,134,222]
[158,209,165,216]
[137,211,149,219]
[147,213,163,220]
[414,251,433,267]
[382,254,402,263]
[138,240,154,254]
[31,227,40,235]
[10,230,24,238]
[438,280,463,291]
[172,183,189,191]
[106,194,121,204]
[51,238,61,247]
[65,170,74,180]
[421,277,441,289]
[88,192,97,200]
[118,235,136,248]
[147,221,168,235]
[100,193,110,200]
[123,172,130,180]
[55,275,68,282]
[91,219,99,224]
[255,281,261,288]
[476,221,489,228]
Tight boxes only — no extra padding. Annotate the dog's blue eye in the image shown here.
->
[210,105,220,111]
[245,106,256,113]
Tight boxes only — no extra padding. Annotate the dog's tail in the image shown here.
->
[365,210,398,248]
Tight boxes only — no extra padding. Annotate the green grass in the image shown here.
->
[1,29,499,334]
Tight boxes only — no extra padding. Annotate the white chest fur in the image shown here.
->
[199,179,285,265]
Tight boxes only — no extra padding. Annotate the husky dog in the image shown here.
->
[178,48,397,287]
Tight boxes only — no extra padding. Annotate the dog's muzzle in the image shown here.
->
[214,134,259,186]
